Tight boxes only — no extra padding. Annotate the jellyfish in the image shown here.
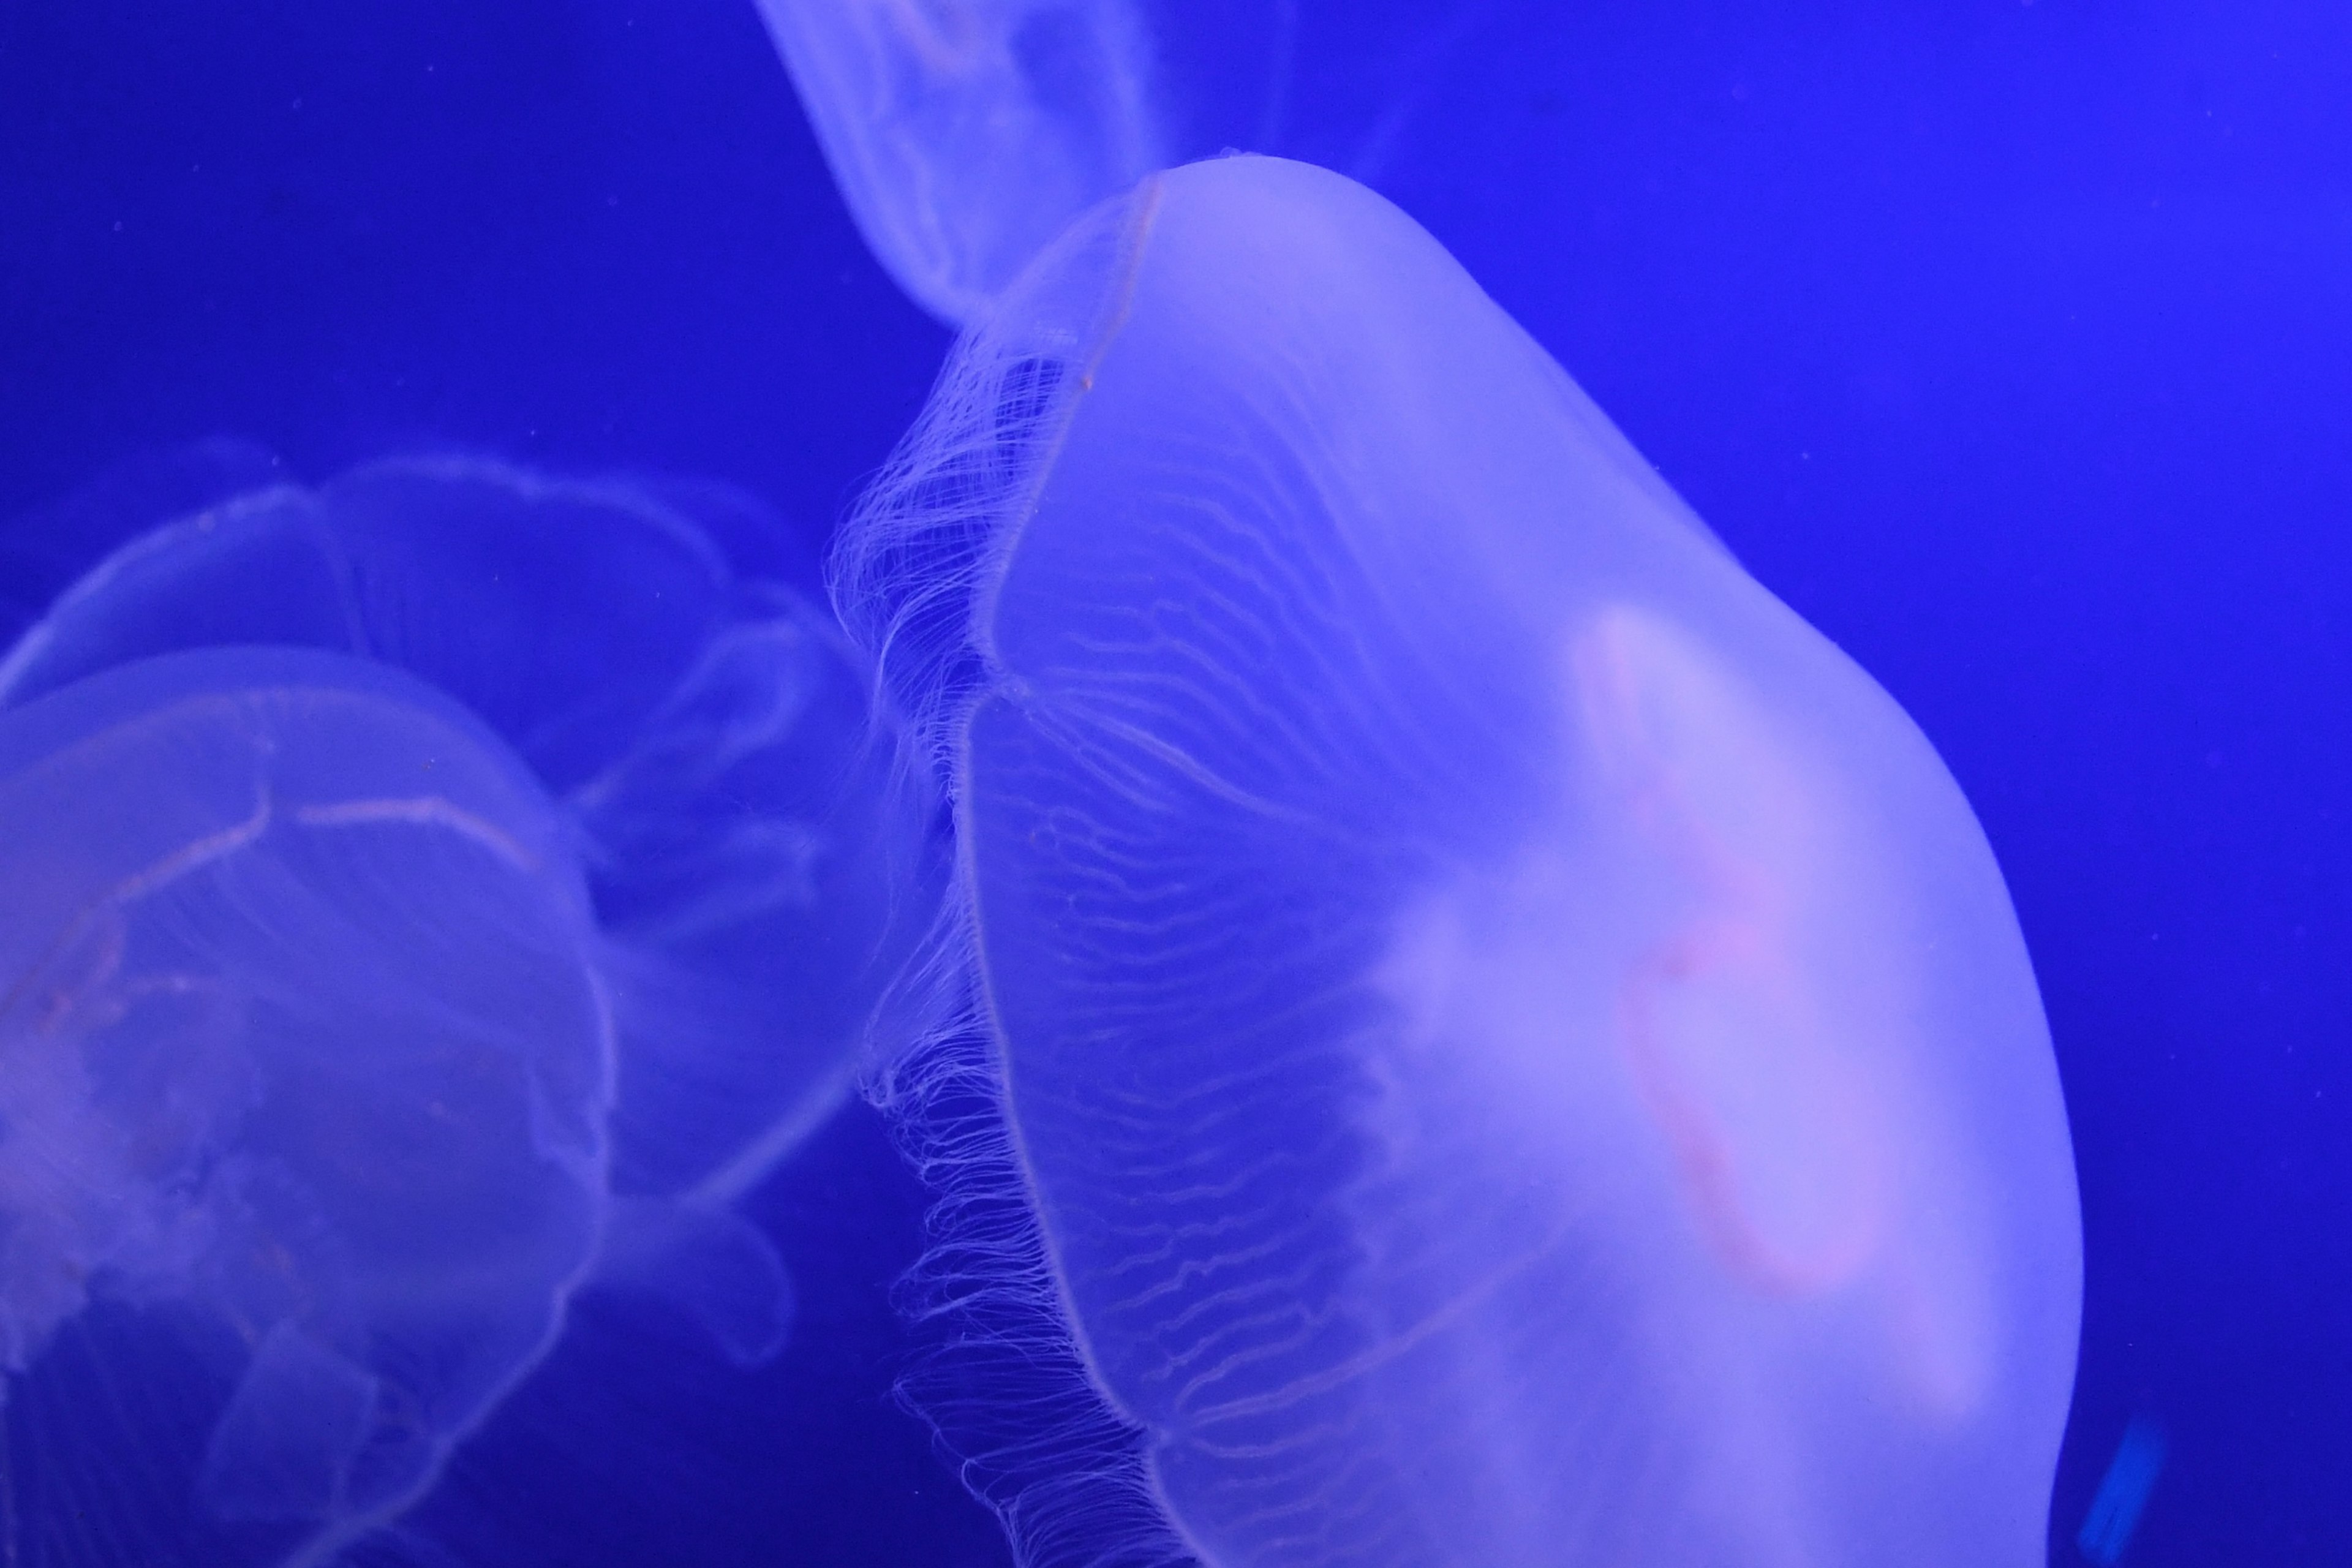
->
[0,646,612,1566]
[834,155,2084,1567]
[755,0,1162,324]
[756,0,1504,325]
[0,455,928,1562]
[0,453,926,1209]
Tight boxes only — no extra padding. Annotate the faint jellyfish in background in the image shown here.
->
[834,155,2083,1567]
[0,648,612,1566]
[0,453,927,1211]
[754,0,1161,323]
[0,454,930,1563]
[756,0,1508,323]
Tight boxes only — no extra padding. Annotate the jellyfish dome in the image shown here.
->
[0,647,610,1567]
[837,155,2083,1567]
[1,454,927,1209]
[0,454,932,1562]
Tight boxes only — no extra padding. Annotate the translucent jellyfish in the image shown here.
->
[835,156,2084,1567]
[0,455,926,1562]
[0,454,925,1207]
[0,646,611,1566]
[756,0,1493,323]
[755,0,1161,323]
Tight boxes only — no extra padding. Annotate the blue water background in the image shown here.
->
[2,2,2345,1563]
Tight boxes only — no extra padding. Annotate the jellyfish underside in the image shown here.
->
[839,155,2081,1567]
[0,649,609,1567]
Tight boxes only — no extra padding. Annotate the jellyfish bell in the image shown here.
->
[838,154,2081,1566]
[0,454,927,1210]
[0,646,612,1566]
[0,453,923,1560]
[756,0,1161,323]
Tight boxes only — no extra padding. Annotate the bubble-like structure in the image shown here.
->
[837,155,2082,1567]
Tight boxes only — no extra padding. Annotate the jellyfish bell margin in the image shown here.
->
[835,153,2083,1568]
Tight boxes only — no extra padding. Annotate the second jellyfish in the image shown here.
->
[0,455,930,1566]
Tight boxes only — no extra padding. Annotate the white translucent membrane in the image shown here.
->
[0,649,609,1567]
[0,455,925,1210]
[756,0,1493,324]
[756,0,1160,324]
[835,156,2082,1567]
[0,455,931,1561]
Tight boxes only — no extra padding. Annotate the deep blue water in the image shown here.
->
[2,2,2346,1563]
